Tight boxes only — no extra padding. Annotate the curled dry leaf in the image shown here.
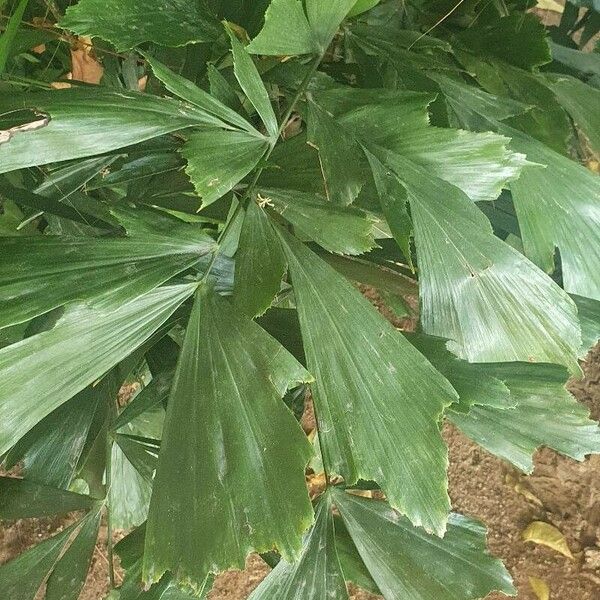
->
[51,36,103,88]
[522,521,574,559]
[70,36,103,84]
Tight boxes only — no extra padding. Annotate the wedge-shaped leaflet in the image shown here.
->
[228,30,279,141]
[315,88,526,203]
[457,13,551,70]
[246,0,356,56]
[234,201,286,318]
[261,187,377,255]
[278,228,458,535]
[406,334,511,412]
[122,560,212,600]
[430,73,531,130]
[448,363,600,473]
[505,125,600,302]
[573,295,600,357]
[182,129,269,208]
[333,489,515,600]
[60,0,220,51]
[0,508,101,600]
[451,54,570,153]
[110,407,162,529]
[143,54,258,134]
[0,522,78,600]
[0,89,223,173]
[0,283,196,455]
[249,493,348,600]
[0,477,95,519]
[381,151,580,370]
[550,76,600,155]
[365,150,412,263]
[307,100,366,205]
[4,378,113,489]
[333,515,380,594]
[143,285,313,590]
[45,509,102,600]
[110,437,155,529]
[0,208,215,329]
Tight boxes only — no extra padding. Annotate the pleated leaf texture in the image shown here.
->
[1,0,599,598]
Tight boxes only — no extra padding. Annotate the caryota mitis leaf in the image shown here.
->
[306,100,366,205]
[277,227,458,536]
[3,2,600,597]
[259,187,378,255]
[248,492,348,600]
[246,0,357,56]
[314,87,526,203]
[504,124,600,302]
[448,363,600,473]
[333,489,516,600]
[227,28,279,141]
[45,508,102,600]
[430,73,532,131]
[0,507,102,600]
[0,89,226,174]
[0,283,196,456]
[60,0,221,51]
[234,201,287,318]
[0,522,78,600]
[181,130,269,208]
[456,13,551,71]
[3,377,116,489]
[0,476,95,519]
[143,54,259,134]
[451,54,571,153]
[378,150,581,372]
[550,75,600,155]
[143,284,313,590]
[406,334,512,412]
[0,207,215,329]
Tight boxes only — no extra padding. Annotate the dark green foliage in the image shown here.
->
[1,0,599,598]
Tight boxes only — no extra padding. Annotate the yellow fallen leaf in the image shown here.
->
[522,521,574,559]
[536,0,564,11]
[528,576,550,600]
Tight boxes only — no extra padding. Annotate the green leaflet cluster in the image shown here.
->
[0,0,600,599]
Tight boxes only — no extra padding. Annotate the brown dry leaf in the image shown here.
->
[138,75,148,92]
[70,36,103,84]
[528,576,550,600]
[522,521,574,559]
[51,75,73,90]
[306,472,327,499]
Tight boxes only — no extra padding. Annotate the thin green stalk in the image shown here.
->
[311,394,332,486]
[201,55,322,284]
[104,402,117,589]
